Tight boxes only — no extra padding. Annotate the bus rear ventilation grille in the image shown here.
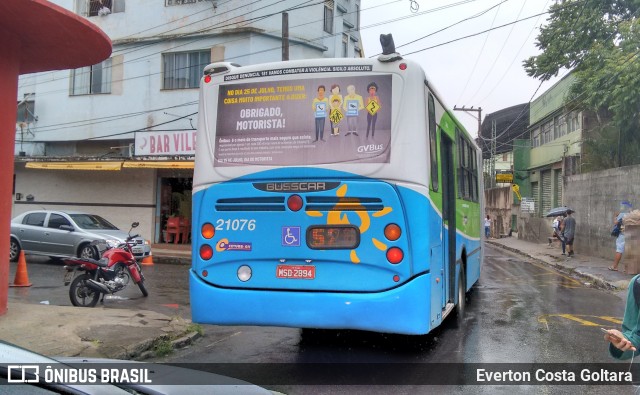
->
[305,196,384,212]
[215,197,285,211]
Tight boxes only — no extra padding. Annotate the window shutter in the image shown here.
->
[113,0,125,13]
[541,170,552,217]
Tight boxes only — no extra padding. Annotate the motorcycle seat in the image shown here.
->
[75,257,109,267]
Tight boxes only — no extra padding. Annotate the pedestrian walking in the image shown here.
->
[548,216,566,255]
[563,210,576,257]
[484,215,491,238]
[609,201,632,271]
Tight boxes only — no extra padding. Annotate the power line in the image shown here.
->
[455,0,508,104]
[466,0,528,104]
[476,0,550,105]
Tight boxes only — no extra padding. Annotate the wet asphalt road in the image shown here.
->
[7,246,637,394]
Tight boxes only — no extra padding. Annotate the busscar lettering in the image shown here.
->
[266,182,327,192]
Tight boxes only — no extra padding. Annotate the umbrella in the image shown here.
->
[545,206,574,217]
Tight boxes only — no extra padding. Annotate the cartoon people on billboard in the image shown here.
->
[311,85,329,142]
[343,85,364,136]
[365,82,382,139]
[329,84,343,136]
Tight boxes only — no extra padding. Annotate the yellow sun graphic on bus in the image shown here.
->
[306,184,392,263]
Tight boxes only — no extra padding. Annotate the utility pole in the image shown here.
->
[491,119,497,188]
[282,12,289,61]
[453,106,482,137]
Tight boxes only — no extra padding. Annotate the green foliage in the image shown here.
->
[525,0,640,168]
[153,339,173,357]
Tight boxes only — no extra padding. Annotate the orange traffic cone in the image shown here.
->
[10,251,32,287]
[141,255,154,266]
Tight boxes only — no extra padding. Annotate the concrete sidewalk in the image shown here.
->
[487,236,636,290]
[0,302,198,360]
[2,245,197,360]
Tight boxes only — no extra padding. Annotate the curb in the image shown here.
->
[487,240,626,291]
[151,255,191,265]
[117,331,202,361]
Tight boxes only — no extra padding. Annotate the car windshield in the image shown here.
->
[69,214,119,230]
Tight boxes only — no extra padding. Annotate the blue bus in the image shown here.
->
[190,55,483,335]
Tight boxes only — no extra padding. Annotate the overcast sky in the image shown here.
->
[359,0,565,136]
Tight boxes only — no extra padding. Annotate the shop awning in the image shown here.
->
[25,161,123,170]
[122,161,194,169]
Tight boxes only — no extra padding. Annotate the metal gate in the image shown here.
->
[542,170,552,216]
[532,182,539,216]
[555,170,563,207]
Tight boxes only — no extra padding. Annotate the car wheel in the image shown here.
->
[79,244,99,260]
[9,239,20,262]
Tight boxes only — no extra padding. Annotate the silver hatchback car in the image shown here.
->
[9,210,151,262]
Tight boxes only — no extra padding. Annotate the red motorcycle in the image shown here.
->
[63,222,148,307]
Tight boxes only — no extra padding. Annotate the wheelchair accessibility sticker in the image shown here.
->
[282,227,301,247]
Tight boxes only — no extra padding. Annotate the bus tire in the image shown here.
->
[454,268,466,326]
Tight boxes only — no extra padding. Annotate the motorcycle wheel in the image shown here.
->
[137,280,149,297]
[69,274,100,307]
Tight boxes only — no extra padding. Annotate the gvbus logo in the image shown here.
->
[357,144,384,154]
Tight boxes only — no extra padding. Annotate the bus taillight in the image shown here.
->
[386,247,403,264]
[204,75,212,83]
[202,223,215,239]
[384,224,401,241]
[200,244,213,260]
[287,194,303,211]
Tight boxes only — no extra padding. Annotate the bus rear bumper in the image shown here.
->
[190,270,433,335]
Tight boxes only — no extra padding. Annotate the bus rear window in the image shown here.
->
[213,74,392,167]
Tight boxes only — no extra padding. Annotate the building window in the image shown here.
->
[555,114,566,139]
[532,128,540,147]
[567,111,581,133]
[71,58,112,95]
[16,99,36,123]
[354,48,362,58]
[541,121,552,145]
[342,34,349,57]
[163,51,211,90]
[355,3,360,30]
[78,0,125,17]
[324,1,334,34]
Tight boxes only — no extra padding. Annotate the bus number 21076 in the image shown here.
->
[215,219,256,231]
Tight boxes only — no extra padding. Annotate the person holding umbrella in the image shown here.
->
[563,209,576,257]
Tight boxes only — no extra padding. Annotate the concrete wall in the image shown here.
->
[516,212,550,244]
[484,186,512,238]
[517,164,640,254]
[563,164,640,260]
[12,164,157,242]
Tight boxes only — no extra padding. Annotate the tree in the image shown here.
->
[524,0,640,169]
